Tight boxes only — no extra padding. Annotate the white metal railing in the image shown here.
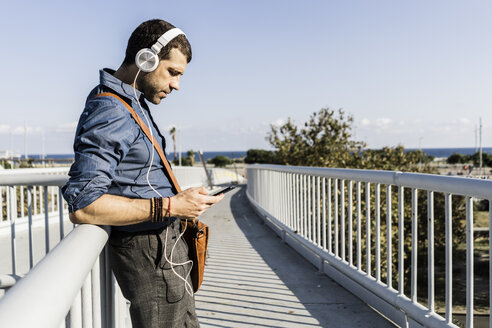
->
[0,168,70,275]
[0,166,243,328]
[246,164,492,328]
[173,166,244,189]
[0,224,110,328]
[0,168,127,328]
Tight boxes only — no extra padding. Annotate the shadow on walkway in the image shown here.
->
[195,185,394,328]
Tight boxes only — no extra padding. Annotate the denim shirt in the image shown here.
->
[62,69,175,232]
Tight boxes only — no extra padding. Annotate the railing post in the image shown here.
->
[466,196,474,328]
[341,180,345,261]
[398,186,404,295]
[9,186,17,275]
[307,175,312,242]
[375,183,381,282]
[0,186,4,222]
[365,182,371,276]
[28,186,34,269]
[328,178,332,254]
[445,193,453,324]
[348,181,353,266]
[411,188,418,303]
[386,185,392,288]
[356,181,361,271]
[321,178,326,250]
[489,200,492,328]
[20,186,24,218]
[58,187,65,239]
[44,185,50,254]
[334,179,339,257]
[428,191,435,313]
[316,176,321,248]
[33,186,38,216]
[303,175,307,238]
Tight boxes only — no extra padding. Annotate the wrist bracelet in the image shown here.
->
[158,197,163,222]
[151,197,171,222]
[151,197,162,223]
[150,198,154,222]
[167,196,172,218]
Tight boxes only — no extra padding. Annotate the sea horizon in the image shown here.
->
[11,147,492,162]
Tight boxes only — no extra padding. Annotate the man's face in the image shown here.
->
[137,48,187,105]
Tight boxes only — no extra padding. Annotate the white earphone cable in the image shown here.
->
[133,69,194,297]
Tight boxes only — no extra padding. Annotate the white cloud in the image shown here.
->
[356,116,484,148]
[0,125,10,133]
[56,121,78,133]
[456,117,472,125]
[359,117,392,130]
[374,118,393,128]
[11,125,44,135]
[271,118,288,127]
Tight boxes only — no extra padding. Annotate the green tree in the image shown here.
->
[208,155,232,168]
[169,126,177,161]
[187,149,196,166]
[173,156,192,166]
[469,151,492,167]
[1,161,12,169]
[268,107,433,173]
[447,152,467,164]
[268,108,365,167]
[359,147,433,172]
[244,149,277,164]
[267,106,466,303]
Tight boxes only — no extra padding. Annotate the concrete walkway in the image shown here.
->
[195,185,395,328]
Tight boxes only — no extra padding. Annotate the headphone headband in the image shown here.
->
[135,27,186,72]
[150,28,185,54]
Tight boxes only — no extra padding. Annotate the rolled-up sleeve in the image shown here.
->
[62,97,137,212]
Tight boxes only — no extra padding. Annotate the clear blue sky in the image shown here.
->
[1,0,491,155]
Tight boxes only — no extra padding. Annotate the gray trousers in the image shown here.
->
[109,220,200,328]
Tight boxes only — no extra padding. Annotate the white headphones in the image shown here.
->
[135,28,185,72]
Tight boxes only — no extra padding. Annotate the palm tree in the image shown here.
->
[169,126,177,161]
[187,149,195,166]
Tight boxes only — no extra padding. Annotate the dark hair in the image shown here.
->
[123,19,192,66]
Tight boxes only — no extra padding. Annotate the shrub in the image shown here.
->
[209,155,232,168]
[245,149,277,164]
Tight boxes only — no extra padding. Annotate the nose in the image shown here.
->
[170,77,180,91]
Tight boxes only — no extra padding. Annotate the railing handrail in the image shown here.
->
[0,166,245,188]
[0,224,109,328]
[247,164,492,199]
[0,167,70,175]
[0,168,69,187]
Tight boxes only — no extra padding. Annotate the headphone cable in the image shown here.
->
[132,69,194,297]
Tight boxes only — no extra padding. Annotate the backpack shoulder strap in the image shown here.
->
[95,92,182,193]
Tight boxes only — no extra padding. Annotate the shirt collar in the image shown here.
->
[99,68,143,102]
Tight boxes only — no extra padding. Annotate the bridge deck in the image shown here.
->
[195,185,394,328]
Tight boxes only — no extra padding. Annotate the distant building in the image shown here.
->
[0,150,20,160]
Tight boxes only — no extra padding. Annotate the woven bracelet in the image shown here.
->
[150,198,154,222]
[167,196,171,218]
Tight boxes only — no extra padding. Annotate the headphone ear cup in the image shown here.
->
[135,48,159,72]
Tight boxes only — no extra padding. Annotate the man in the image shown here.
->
[62,19,222,327]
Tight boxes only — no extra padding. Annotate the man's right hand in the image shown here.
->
[170,187,224,218]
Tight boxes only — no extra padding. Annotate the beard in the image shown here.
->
[138,74,165,105]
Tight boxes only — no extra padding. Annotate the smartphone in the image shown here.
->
[211,185,236,196]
